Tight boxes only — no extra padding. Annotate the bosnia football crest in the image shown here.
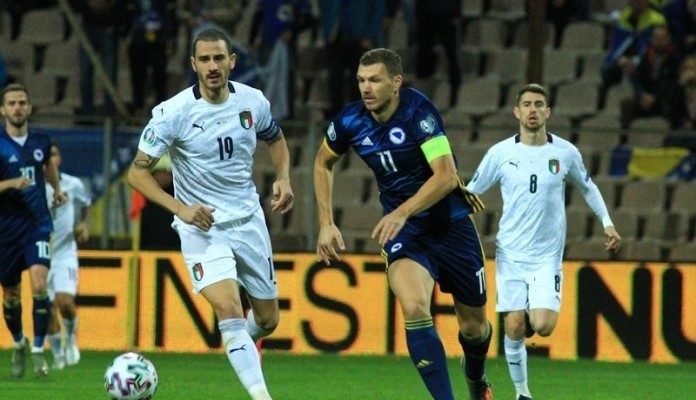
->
[239,110,253,130]
[548,159,560,174]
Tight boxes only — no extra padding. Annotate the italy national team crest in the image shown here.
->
[239,110,253,130]
[192,263,204,281]
[548,159,560,174]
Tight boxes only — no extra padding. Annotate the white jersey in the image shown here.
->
[467,133,613,263]
[138,81,281,224]
[46,172,91,261]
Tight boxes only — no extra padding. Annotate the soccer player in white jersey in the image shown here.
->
[466,83,622,400]
[44,141,92,370]
[127,28,293,400]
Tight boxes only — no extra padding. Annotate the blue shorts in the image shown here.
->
[0,229,51,288]
[384,216,487,307]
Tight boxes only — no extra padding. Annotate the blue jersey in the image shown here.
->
[325,88,479,234]
[0,128,53,244]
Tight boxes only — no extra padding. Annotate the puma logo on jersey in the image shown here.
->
[508,161,519,168]
[192,123,205,131]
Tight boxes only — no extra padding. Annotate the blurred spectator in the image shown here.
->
[620,25,681,128]
[71,0,131,117]
[600,0,666,108]
[249,0,313,120]
[320,0,386,118]
[414,0,461,107]
[669,55,696,128]
[125,0,177,116]
[656,0,696,56]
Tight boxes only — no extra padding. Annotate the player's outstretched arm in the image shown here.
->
[0,176,31,193]
[313,140,345,264]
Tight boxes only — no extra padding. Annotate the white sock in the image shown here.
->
[62,317,77,341]
[219,318,271,399]
[245,310,273,342]
[47,333,64,357]
[504,335,531,397]
[14,335,26,348]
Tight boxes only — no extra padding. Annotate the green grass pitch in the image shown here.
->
[0,350,694,399]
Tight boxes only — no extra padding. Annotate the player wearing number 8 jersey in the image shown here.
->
[127,29,293,400]
[314,48,493,400]
[466,83,622,400]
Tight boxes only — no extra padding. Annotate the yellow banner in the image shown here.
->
[2,252,695,363]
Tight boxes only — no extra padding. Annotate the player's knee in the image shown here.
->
[399,300,430,320]
[254,310,280,332]
[533,321,555,337]
[3,291,20,306]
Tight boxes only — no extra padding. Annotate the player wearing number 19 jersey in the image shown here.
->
[314,48,493,400]
[127,29,294,400]
[466,83,622,400]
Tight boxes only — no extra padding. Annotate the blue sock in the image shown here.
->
[459,320,492,381]
[405,318,454,400]
[3,301,23,342]
[32,294,51,348]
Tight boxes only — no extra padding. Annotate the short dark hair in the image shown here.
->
[1,83,29,104]
[192,28,233,57]
[516,83,548,104]
[359,48,403,77]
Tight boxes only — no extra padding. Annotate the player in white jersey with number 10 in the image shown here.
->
[45,141,92,370]
[127,28,293,400]
[466,83,622,400]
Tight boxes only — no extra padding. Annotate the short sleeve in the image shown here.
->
[324,119,351,156]
[409,99,446,145]
[254,94,281,142]
[138,106,176,158]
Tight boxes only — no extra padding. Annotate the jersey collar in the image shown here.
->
[192,81,236,100]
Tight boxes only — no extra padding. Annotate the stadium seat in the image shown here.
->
[450,77,502,122]
[552,81,599,120]
[0,11,10,41]
[510,20,554,49]
[452,142,488,179]
[543,49,579,87]
[643,210,682,244]
[270,232,306,253]
[24,72,57,107]
[571,175,618,209]
[670,182,696,213]
[17,7,66,45]
[602,82,632,117]
[578,52,605,84]
[668,241,696,263]
[486,48,528,85]
[487,0,527,21]
[332,170,373,206]
[462,0,485,18]
[592,208,638,241]
[340,201,383,232]
[387,15,410,50]
[559,21,606,57]
[617,240,663,261]
[463,18,508,53]
[623,131,667,148]
[564,239,613,260]
[40,37,79,77]
[619,180,667,212]
[566,207,591,241]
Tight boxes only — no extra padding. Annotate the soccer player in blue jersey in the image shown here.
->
[314,48,493,400]
[0,83,67,378]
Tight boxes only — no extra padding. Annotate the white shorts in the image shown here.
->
[173,207,277,299]
[47,254,79,301]
[494,255,563,313]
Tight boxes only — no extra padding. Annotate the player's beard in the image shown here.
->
[7,114,28,129]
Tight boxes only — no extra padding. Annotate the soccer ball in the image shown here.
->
[104,352,158,400]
